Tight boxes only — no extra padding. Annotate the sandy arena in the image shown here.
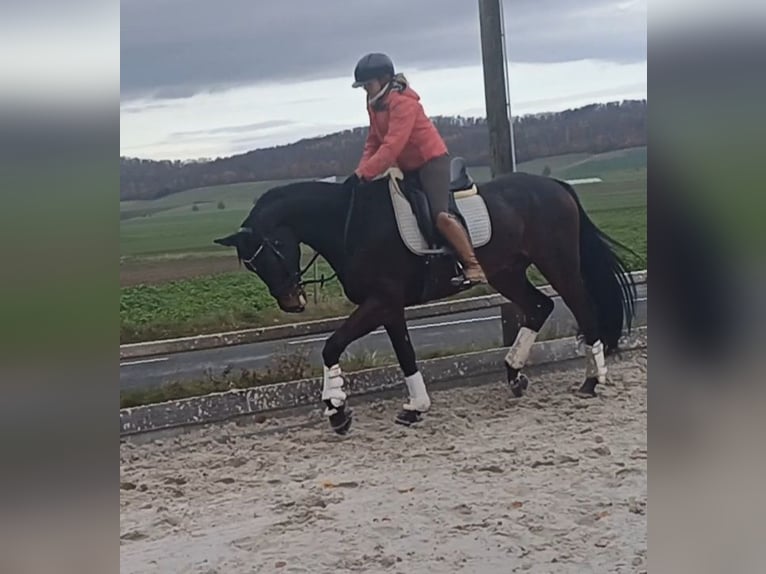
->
[120,351,647,573]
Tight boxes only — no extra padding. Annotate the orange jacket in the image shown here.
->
[356,85,448,181]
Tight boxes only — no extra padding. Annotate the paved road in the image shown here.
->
[120,308,502,391]
[120,285,647,391]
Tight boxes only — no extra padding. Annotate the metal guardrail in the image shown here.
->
[120,270,647,360]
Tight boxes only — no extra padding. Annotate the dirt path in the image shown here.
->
[120,352,647,573]
[120,255,238,287]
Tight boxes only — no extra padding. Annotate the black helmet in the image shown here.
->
[352,53,395,88]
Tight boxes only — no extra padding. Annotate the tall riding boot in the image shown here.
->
[435,213,488,284]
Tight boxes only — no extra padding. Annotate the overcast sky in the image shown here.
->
[120,0,646,160]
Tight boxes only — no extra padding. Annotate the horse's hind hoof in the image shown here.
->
[329,406,353,435]
[510,374,529,398]
[395,409,423,426]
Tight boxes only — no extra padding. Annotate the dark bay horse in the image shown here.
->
[214,170,637,434]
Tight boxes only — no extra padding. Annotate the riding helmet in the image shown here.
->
[352,53,395,87]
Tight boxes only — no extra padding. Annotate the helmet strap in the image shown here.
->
[367,82,391,106]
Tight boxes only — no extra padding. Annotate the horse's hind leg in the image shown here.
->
[384,311,430,426]
[532,251,604,398]
[489,265,555,397]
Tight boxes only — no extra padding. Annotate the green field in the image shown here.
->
[120,148,646,342]
[558,147,647,180]
[121,259,350,342]
[470,152,588,183]
[121,179,294,218]
[120,147,645,259]
[120,179,299,256]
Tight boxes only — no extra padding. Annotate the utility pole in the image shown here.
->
[498,0,517,171]
[478,0,515,178]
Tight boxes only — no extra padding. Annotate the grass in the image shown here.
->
[120,179,299,256]
[120,259,350,343]
[121,210,250,256]
[121,272,275,342]
[120,179,294,218]
[120,151,647,344]
[119,148,646,258]
[120,342,489,408]
[559,147,647,180]
[468,147,645,181]
[469,152,593,182]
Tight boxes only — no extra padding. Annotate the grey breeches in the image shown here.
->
[417,154,451,219]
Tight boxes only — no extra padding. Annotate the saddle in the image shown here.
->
[381,157,492,256]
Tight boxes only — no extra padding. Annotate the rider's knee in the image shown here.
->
[434,210,451,227]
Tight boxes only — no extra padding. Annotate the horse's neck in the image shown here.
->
[267,185,348,273]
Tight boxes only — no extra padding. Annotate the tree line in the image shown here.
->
[121,99,646,200]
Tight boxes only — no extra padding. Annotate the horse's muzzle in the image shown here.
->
[277,288,307,313]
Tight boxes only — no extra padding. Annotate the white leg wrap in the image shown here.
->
[321,364,346,416]
[403,371,431,412]
[504,327,539,370]
[585,340,607,383]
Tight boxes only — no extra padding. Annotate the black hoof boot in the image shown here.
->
[328,404,353,435]
[510,374,529,398]
[395,409,423,426]
[575,377,599,398]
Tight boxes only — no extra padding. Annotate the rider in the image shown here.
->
[343,52,487,285]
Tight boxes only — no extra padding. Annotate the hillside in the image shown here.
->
[120,146,646,259]
[121,99,646,201]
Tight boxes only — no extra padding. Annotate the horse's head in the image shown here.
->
[214,225,307,313]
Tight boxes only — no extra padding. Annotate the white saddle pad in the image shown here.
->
[381,168,492,256]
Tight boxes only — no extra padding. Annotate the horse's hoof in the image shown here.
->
[575,378,598,398]
[510,374,529,398]
[329,406,353,435]
[395,409,423,426]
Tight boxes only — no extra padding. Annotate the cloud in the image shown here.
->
[120,101,174,114]
[149,120,299,151]
[170,120,294,138]
[121,0,646,101]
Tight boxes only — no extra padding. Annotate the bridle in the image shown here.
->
[238,227,337,297]
[236,181,358,297]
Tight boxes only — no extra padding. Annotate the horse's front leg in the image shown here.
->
[384,311,431,426]
[321,297,391,434]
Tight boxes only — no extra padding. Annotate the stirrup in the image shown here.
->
[450,271,484,288]
[466,273,488,285]
[450,274,471,288]
[453,263,487,287]
[456,277,486,288]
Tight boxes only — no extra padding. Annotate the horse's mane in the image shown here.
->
[254,180,343,211]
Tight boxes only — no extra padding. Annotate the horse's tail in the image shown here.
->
[556,180,639,354]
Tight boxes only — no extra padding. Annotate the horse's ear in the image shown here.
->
[213,231,242,248]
